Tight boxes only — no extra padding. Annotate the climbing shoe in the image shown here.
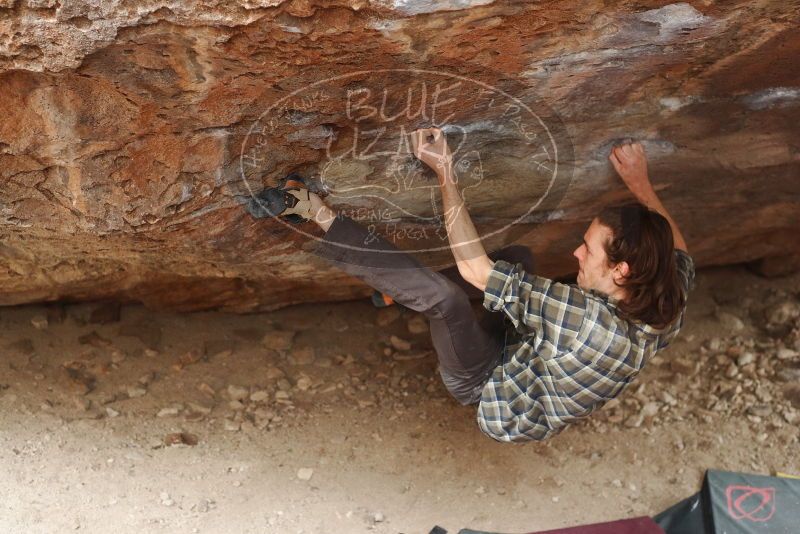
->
[371,290,395,308]
[246,173,319,224]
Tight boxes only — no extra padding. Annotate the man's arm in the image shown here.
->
[412,128,494,290]
[609,142,688,253]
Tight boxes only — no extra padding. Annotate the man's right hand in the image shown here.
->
[609,142,652,196]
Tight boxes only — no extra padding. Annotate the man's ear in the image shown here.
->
[613,261,630,283]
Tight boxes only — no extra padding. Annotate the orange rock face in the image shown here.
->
[0,1,798,311]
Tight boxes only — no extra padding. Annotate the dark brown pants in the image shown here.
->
[314,215,534,405]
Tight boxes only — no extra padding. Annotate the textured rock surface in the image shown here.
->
[0,0,798,311]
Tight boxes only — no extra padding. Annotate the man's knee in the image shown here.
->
[439,369,482,406]
[427,278,470,320]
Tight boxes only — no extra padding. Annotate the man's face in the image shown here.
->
[573,218,626,296]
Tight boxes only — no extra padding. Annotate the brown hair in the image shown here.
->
[596,202,685,329]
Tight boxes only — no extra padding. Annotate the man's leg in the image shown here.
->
[437,245,535,335]
[314,215,502,405]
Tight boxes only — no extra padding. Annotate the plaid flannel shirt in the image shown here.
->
[478,249,696,442]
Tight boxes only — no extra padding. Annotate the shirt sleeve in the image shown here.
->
[482,259,587,343]
[674,249,696,295]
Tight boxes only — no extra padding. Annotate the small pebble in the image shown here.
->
[160,491,174,507]
[195,499,211,513]
[224,419,241,432]
[138,372,156,387]
[227,385,249,401]
[290,346,315,365]
[31,315,49,330]
[737,352,756,367]
[390,335,411,352]
[641,402,660,418]
[197,382,216,398]
[716,311,744,331]
[725,363,739,378]
[296,376,312,391]
[406,314,429,334]
[261,330,295,351]
[250,390,270,402]
[127,387,147,398]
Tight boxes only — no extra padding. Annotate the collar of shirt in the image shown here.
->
[584,287,673,336]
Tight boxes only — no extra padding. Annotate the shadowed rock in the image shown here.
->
[0,0,798,311]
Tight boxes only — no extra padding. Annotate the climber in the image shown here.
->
[247,129,695,443]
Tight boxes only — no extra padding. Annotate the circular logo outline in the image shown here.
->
[240,68,566,255]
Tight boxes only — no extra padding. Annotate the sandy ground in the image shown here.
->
[1,262,799,534]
